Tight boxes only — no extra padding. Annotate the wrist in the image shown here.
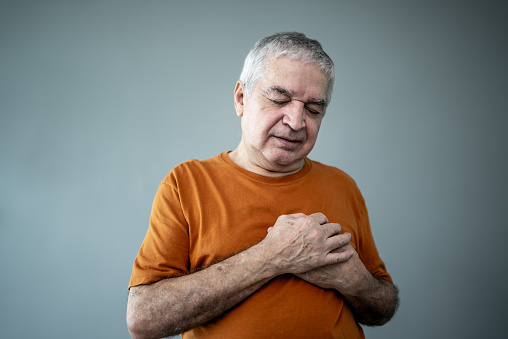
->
[244,241,281,279]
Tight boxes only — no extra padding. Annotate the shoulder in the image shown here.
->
[308,159,366,200]
[309,159,358,186]
[161,153,228,187]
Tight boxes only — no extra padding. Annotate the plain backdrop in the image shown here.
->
[1,1,507,338]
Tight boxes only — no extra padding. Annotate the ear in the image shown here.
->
[233,81,245,117]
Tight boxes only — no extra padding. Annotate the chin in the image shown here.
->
[264,151,306,169]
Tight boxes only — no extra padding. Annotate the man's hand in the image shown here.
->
[294,242,359,291]
[261,213,354,275]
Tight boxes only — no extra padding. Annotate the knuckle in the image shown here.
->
[336,251,348,263]
[277,214,290,222]
[328,223,341,235]
[298,216,313,227]
[308,227,321,238]
[313,212,328,223]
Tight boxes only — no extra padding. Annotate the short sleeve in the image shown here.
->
[356,195,393,284]
[128,173,190,289]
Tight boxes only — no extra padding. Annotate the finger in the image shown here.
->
[325,248,355,264]
[322,222,342,238]
[267,227,273,233]
[308,212,328,225]
[325,232,351,251]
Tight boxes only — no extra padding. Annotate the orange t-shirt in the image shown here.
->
[129,152,392,338]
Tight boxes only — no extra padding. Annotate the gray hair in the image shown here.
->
[239,32,335,103]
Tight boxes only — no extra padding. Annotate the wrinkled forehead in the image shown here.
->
[260,56,330,102]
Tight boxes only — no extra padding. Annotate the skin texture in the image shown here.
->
[229,56,329,177]
[127,56,399,339]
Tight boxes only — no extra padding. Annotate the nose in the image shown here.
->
[282,101,306,131]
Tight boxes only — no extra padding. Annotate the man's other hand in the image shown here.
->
[262,213,354,275]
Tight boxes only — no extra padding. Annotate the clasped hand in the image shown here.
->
[262,213,356,291]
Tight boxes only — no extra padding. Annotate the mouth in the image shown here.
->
[273,136,303,148]
[277,136,300,142]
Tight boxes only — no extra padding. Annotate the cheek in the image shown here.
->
[242,113,273,144]
[307,120,322,140]
[256,109,283,132]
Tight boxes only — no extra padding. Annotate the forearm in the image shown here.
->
[342,270,399,326]
[127,245,275,339]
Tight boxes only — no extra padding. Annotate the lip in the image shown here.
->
[273,136,303,149]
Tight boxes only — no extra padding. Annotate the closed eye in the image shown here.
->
[270,99,322,115]
[270,99,289,106]
[305,105,322,115]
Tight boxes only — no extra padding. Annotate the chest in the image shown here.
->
[179,177,362,270]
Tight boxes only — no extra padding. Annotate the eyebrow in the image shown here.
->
[267,86,295,97]
[266,86,327,108]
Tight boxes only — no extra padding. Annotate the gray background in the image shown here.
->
[1,0,507,338]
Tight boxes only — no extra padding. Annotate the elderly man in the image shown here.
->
[127,32,399,339]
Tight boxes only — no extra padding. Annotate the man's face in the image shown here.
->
[234,56,329,174]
